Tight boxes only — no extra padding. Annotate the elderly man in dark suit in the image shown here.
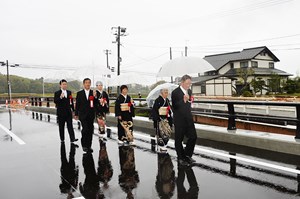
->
[75,78,98,153]
[171,75,197,167]
[54,79,78,143]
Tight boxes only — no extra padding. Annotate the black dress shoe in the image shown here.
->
[178,158,190,167]
[71,138,78,143]
[185,156,196,164]
[88,148,93,153]
[71,143,79,148]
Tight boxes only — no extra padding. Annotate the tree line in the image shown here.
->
[0,74,81,94]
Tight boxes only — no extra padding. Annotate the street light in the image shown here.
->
[111,26,128,95]
[0,60,19,106]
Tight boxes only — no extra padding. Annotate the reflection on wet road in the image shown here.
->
[0,108,300,198]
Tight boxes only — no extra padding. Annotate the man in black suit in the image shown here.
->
[171,75,197,167]
[75,78,98,153]
[54,79,78,143]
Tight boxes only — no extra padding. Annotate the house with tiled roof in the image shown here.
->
[192,46,291,95]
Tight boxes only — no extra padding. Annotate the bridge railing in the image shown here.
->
[29,97,300,138]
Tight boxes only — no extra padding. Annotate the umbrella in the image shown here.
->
[109,72,154,86]
[44,70,76,83]
[157,56,214,77]
[146,82,178,107]
[72,66,111,87]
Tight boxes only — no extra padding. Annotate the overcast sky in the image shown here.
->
[0,0,300,84]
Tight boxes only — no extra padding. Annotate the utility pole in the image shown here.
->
[0,60,19,105]
[42,77,44,98]
[103,49,111,70]
[6,60,10,103]
[185,46,188,57]
[104,49,111,79]
[111,26,128,95]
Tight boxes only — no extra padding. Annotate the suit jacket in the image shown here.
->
[75,89,98,120]
[95,90,109,115]
[115,94,135,121]
[171,86,193,123]
[54,90,74,117]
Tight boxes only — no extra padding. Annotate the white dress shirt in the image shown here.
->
[180,86,188,95]
[61,89,67,98]
[84,89,90,100]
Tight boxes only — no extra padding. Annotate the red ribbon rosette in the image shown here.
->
[190,96,194,103]
[100,97,107,106]
[69,95,73,105]
[89,96,94,108]
[166,105,171,116]
[128,101,133,112]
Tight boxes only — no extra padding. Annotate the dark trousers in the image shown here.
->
[117,119,133,140]
[174,118,197,159]
[58,115,75,142]
[80,118,94,148]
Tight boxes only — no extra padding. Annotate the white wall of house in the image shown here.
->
[192,85,201,94]
[204,77,232,96]
[251,59,274,68]
[219,64,231,74]
[219,57,276,74]
[255,53,273,61]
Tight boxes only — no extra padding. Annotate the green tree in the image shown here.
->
[267,73,282,94]
[251,77,265,96]
[236,68,254,95]
[284,79,297,94]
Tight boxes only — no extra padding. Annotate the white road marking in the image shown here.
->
[0,123,26,145]
[132,131,300,175]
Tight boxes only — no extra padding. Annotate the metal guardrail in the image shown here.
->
[193,100,300,138]
[29,97,300,138]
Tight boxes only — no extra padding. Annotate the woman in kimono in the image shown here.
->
[151,88,173,152]
[94,81,109,141]
[115,85,135,145]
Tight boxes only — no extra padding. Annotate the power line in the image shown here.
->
[133,0,293,34]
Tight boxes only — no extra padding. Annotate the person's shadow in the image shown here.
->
[176,167,199,199]
[118,146,140,199]
[155,153,175,199]
[79,153,104,198]
[97,139,113,190]
[59,143,79,198]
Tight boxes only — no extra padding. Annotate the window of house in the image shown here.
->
[200,83,206,94]
[269,62,274,69]
[230,63,234,69]
[240,61,248,68]
[251,61,258,68]
[260,52,266,56]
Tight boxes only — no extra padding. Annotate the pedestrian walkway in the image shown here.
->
[0,109,300,198]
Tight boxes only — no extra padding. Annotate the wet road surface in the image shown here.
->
[1,108,300,199]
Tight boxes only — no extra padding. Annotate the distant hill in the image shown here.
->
[0,73,81,94]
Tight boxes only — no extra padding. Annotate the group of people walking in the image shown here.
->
[54,74,197,167]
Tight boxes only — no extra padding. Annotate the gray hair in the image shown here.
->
[96,81,103,86]
[160,88,169,94]
[181,74,192,82]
